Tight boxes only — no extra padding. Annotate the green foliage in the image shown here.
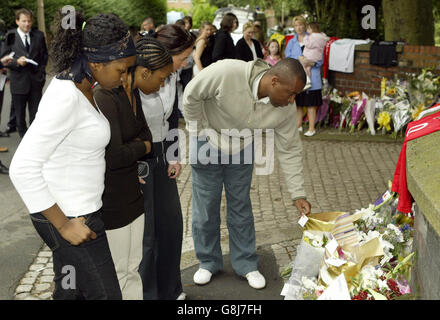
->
[191,0,218,29]
[0,0,37,32]
[1,0,167,34]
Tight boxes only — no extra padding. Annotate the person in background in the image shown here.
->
[192,21,213,76]
[212,12,238,62]
[297,22,328,90]
[253,21,266,55]
[179,16,196,92]
[0,54,14,167]
[141,17,155,36]
[175,19,185,28]
[183,16,193,32]
[0,18,17,136]
[138,24,194,300]
[285,15,323,137]
[264,39,282,66]
[9,10,137,300]
[0,53,14,137]
[0,8,48,138]
[235,21,264,62]
[94,37,174,300]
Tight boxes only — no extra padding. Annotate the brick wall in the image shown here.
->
[330,45,440,97]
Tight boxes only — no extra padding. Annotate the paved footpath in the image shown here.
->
[11,129,402,300]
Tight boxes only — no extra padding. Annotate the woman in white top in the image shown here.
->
[137,24,194,300]
[9,11,136,300]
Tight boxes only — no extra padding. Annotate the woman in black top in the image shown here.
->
[94,37,173,300]
[212,12,238,62]
[235,21,264,62]
[192,21,214,76]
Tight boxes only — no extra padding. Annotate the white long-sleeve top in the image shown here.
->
[9,78,111,216]
[139,72,177,143]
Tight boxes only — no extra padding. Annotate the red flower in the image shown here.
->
[351,290,369,300]
[387,279,402,297]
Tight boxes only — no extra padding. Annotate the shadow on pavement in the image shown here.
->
[181,245,284,300]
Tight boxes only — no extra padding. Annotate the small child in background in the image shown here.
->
[299,22,329,90]
[264,39,282,66]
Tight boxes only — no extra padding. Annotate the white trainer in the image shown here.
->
[193,268,212,285]
[245,271,266,289]
[304,130,316,137]
[298,127,303,133]
[176,292,187,300]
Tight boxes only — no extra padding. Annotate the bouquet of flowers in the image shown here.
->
[406,69,440,116]
[281,185,416,300]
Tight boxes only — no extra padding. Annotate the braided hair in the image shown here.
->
[135,36,172,71]
[50,11,128,74]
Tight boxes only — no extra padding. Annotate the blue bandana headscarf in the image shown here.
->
[57,31,136,83]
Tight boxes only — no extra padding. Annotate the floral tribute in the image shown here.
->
[281,182,415,300]
[314,68,440,138]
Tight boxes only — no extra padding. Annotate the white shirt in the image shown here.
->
[17,27,31,47]
[252,71,270,104]
[9,78,111,216]
[248,41,257,60]
[140,72,177,143]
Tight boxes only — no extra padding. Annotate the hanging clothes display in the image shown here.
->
[328,39,370,73]
[369,41,398,67]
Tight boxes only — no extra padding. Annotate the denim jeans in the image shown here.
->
[30,210,122,300]
[190,137,258,276]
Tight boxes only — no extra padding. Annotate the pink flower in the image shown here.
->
[396,278,411,295]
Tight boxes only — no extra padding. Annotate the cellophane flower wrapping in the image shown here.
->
[282,231,327,300]
[281,186,416,300]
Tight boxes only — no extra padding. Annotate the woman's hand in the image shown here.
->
[57,217,97,246]
[168,162,182,179]
[139,176,146,184]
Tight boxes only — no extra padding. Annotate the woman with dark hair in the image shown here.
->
[94,37,173,300]
[9,11,136,300]
[235,21,264,62]
[212,12,238,62]
[137,24,194,300]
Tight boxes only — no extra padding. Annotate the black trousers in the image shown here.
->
[12,87,42,137]
[8,100,16,130]
[30,210,122,300]
[138,150,183,300]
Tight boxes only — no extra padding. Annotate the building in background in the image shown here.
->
[167,0,192,11]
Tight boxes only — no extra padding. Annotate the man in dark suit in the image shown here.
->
[0,8,48,138]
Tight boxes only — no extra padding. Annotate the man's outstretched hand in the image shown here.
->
[294,198,311,216]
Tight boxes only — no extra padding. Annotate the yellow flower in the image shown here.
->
[387,88,396,96]
[377,111,391,131]
[381,78,387,98]
[411,104,425,120]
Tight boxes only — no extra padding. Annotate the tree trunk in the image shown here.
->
[383,0,434,45]
[37,0,46,35]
